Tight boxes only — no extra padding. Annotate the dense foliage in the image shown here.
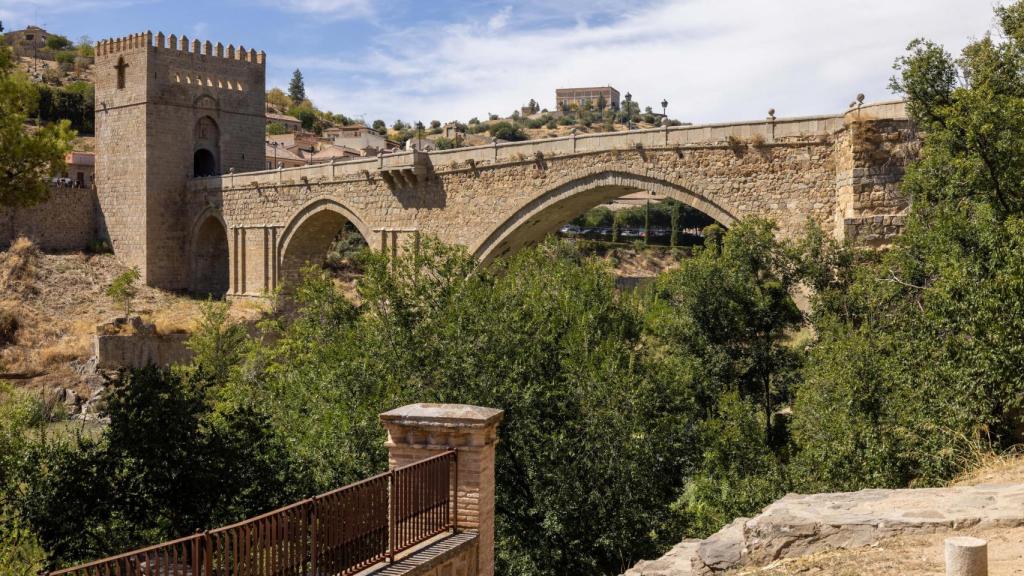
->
[0,44,74,207]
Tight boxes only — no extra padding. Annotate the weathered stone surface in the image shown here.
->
[623,539,701,576]
[628,483,1024,576]
[689,483,1024,574]
[694,517,748,574]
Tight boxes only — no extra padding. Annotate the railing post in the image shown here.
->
[452,452,459,534]
[389,472,397,564]
[310,497,318,576]
[380,404,504,576]
[191,532,200,576]
[203,530,212,576]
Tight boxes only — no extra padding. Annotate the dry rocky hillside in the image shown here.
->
[0,238,264,398]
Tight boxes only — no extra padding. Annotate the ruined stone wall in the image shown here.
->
[0,186,97,251]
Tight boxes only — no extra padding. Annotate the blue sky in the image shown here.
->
[0,0,1000,125]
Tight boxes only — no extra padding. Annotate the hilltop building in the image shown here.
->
[556,86,620,111]
[3,25,52,58]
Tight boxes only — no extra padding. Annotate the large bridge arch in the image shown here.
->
[472,170,738,265]
[278,198,372,288]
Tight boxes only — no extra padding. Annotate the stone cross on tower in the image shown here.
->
[114,57,129,89]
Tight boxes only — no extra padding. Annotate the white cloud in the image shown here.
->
[258,0,373,19]
[488,6,512,32]
[294,0,999,125]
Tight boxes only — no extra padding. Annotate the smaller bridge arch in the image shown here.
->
[472,170,737,265]
[278,198,372,289]
[189,207,231,297]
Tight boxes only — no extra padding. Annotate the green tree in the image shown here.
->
[44,35,73,52]
[789,0,1024,493]
[287,69,306,103]
[266,121,286,135]
[266,87,292,110]
[106,267,141,318]
[489,121,527,141]
[0,45,74,207]
[372,119,386,133]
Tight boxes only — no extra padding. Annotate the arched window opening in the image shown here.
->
[193,149,217,177]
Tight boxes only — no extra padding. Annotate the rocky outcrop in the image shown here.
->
[623,540,702,576]
[623,483,1024,576]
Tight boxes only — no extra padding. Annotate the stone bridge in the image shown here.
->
[185,101,915,297]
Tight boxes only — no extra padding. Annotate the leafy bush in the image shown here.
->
[489,121,527,142]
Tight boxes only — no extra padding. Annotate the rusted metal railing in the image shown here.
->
[47,450,456,576]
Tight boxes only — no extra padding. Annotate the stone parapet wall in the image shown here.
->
[0,186,97,251]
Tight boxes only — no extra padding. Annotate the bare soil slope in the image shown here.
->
[0,239,263,395]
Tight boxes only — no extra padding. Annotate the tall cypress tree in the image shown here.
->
[288,69,306,103]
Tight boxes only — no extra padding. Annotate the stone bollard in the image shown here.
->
[380,403,504,576]
[945,536,988,576]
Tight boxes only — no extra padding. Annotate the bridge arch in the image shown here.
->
[278,198,372,289]
[472,170,738,265]
[189,208,230,297]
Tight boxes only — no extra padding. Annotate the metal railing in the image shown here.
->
[47,451,457,576]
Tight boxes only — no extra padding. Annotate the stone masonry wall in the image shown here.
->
[0,186,97,251]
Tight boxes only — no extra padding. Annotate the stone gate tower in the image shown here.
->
[94,32,265,290]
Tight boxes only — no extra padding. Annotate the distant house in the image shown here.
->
[3,26,52,59]
[57,151,95,188]
[555,86,620,111]
[266,112,302,133]
[324,125,398,154]
[265,143,306,169]
[310,144,362,164]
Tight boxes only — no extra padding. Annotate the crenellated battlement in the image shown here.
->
[95,31,265,65]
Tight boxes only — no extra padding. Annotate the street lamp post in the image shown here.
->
[661,99,668,118]
[624,92,633,130]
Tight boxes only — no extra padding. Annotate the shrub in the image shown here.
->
[86,239,112,254]
[0,308,17,347]
[106,267,141,318]
[489,121,527,142]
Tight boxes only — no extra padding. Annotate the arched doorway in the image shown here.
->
[279,200,370,290]
[194,149,217,177]
[473,171,737,264]
[191,215,229,297]
[193,116,220,177]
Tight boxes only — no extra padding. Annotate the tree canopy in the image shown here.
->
[0,45,74,207]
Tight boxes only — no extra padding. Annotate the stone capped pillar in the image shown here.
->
[380,403,503,576]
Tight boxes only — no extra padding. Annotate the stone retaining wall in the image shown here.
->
[0,186,97,251]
